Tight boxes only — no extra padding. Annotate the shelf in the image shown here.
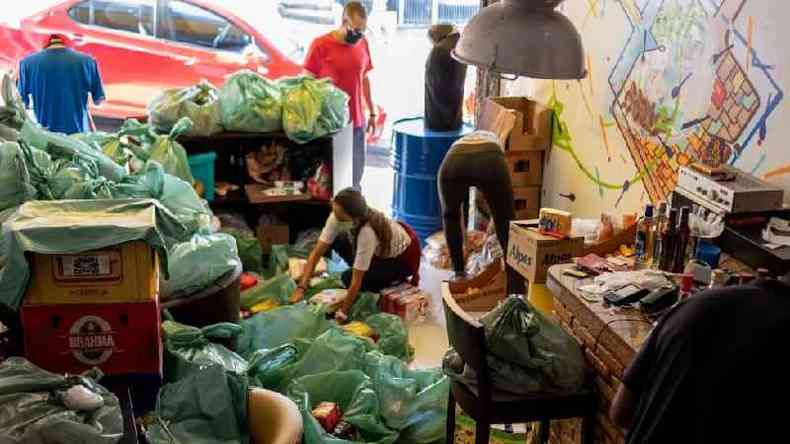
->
[211,188,330,207]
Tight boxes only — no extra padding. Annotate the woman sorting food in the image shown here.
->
[291,188,421,321]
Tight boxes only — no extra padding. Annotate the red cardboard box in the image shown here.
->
[21,300,162,376]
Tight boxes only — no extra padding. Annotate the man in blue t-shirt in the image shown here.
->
[17,34,105,135]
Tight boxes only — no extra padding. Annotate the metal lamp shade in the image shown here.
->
[452,0,586,79]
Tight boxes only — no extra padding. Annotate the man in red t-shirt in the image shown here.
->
[304,1,376,191]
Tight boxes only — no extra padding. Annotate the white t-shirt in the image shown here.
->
[319,213,411,271]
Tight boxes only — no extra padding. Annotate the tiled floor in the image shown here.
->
[409,321,449,369]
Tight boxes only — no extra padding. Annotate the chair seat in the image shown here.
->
[451,380,596,426]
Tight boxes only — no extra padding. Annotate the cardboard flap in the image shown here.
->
[478,100,517,148]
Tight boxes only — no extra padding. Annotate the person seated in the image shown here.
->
[290,188,420,321]
[609,272,790,443]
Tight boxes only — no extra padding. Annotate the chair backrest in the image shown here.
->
[442,284,491,394]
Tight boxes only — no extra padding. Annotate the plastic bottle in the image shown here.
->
[634,204,655,269]
[651,202,668,269]
[659,208,679,272]
[672,207,691,273]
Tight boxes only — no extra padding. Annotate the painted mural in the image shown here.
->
[515,0,789,214]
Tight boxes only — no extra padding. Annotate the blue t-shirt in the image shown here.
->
[18,48,105,135]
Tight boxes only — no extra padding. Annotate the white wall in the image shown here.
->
[504,0,790,216]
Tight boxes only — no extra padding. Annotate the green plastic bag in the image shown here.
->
[147,365,250,444]
[240,273,295,309]
[148,81,223,137]
[222,227,263,273]
[162,233,241,300]
[364,314,413,362]
[246,343,302,390]
[280,76,349,144]
[348,292,381,322]
[20,120,126,182]
[143,118,195,184]
[286,370,398,444]
[482,296,585,395]
[162,321,248,383]
[361,352,448,442]
[264,244,291,278]
[0,358,124,444]
[0,142,35,211]
[237,303,332,356]
[286,329,374,383]
[446,296,586,397]
[219,70,283,133]
[305,275,346,299]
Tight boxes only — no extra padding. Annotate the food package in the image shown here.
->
[250,299,281,314]
[312,402,342,432]
[342,322,378,341]
[332,421,358,440]
[307,162,332,201]
[380,284,430,323]
[310,289,348,312]
[538,208,573,237]
[289,257,327,280]
[279,76,349,144]
[147,81,222,137]
[423,231,486,270]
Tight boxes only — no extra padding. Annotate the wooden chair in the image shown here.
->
[442,284,595,444]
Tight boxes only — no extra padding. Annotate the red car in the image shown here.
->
[0,0,385,142]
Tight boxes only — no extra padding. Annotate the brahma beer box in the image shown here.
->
[21,300,163,376]
[25,240,159,305]
[507,221,584,284]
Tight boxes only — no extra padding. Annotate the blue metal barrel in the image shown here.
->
[391,118,472,244]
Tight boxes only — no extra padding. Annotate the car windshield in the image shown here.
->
[211,0,304,62]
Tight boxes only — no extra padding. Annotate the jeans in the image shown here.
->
[438,148,526,295]
[352,126,366,190]
[332,233,411,293]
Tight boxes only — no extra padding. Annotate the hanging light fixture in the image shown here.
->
[453,0,586,79]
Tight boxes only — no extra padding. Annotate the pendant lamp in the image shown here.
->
[452,0,586,79]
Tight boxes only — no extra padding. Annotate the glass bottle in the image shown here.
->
[672,207,692,273]
[651,202,668,269]
[634,204,655,269]
[659,208,679,272]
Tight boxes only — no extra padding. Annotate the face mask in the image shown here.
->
[337,221,354,232]
[344,29,364,45]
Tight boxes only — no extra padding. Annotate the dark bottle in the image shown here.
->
[659,208,679,271]
[651,202,668,269]
[672,207,692,273]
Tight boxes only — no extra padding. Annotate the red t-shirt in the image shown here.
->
[304,33,373,129]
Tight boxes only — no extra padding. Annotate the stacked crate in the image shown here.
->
[21,241,163,378]
[479,97,554,220]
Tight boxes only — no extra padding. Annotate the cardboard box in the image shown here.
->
[25,241,159,306]
[21,300,162,376]
[478,97,553,151]
[448,259,507,312]
[506,150,543,186]
[513,186,541,220]
[257,223,290,255]
[507,222,584,284]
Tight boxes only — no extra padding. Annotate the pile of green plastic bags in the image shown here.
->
[0,72,240,309]
[152,288,448,444]
[147,70,349,144]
